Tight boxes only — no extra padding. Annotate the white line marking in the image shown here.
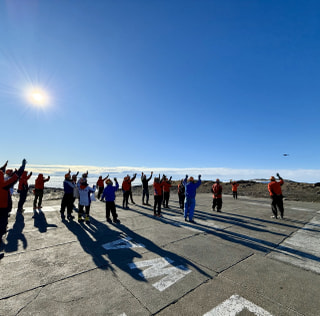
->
[203,294,273,316]
[269,215,320,274]
[19,206,59,214]
[128,257,191,291]
[102,237,145,250]
[290,207,313,212]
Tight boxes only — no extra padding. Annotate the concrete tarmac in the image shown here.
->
[1,193,320,316]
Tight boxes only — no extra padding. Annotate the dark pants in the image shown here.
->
[33,189,44,208]
[163,192,170,207]
[97,187,104,200]
[61,193,74,216]
[154,195,162,215]
[142,188,149,204]
[129,190,134,203]
[232,191,238,199]
[79,204,90,216]
[212,198,222,211]
[0,207,9,239]
[178,193,185,209]
[105,201,118,221]
[271,195,284,218]
[123,191,130,208]
[17,190,28,211]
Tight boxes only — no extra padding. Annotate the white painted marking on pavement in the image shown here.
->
[20,206,59,214]
[203,294,273,316]
[290,207,313,212]
[102,237,145,250]
[247,202,269,207]
[128,257,191,291]
[269,215,320,274]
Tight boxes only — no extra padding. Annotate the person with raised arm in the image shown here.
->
[0,159,27,260]
[183,174,201,223]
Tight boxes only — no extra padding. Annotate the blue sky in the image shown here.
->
[1,0,319,181]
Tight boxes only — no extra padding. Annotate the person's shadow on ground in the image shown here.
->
[2,212,28,253]
[33,210,58,233]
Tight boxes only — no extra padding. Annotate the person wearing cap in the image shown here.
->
[96,175,109,200]
[212,178,223,212]
[101,178,120,224]
[177,179,185,210]
[78,180,96,223]
[153,175,165,217]
[122,173,136,209]
[60,170,75,220]
[230,180,239,199]
[33,174,50,210]
[182,174,201,223]
[0,159,27,260]
[268,173,285,219]
[162,175,172,208]
[17,170,32,213]
[141,171,153,205]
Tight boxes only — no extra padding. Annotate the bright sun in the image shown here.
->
[27,88,49,107]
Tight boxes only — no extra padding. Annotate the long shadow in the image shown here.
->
[102,223,212,283]
[222,211,320,233]
[126,202,320,264]
[62,216,145,280]
[33,210,57,233]
[2,212,28,253]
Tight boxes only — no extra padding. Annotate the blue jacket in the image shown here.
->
[101,182,119,202]
[63,180,74,194]
[183,177,201,198]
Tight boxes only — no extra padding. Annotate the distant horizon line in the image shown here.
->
[7,163,320,183]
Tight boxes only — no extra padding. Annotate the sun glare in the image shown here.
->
[27,88,49,107]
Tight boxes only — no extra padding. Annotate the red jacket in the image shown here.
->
[231,183,239,192]
[162,181,171,193]
[122,178,131,191]
[268,179,284,196]
[153,182,164,196]
[212,183,222,198]
[35,174,50,190]
[0,171,19,208]
[97,178,104,188]
[18,171,32,191]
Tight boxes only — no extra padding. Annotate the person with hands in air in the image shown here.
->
[212,178,223,212]
[268,173,285,219]
[101,178,120,224]
[17,168,32,213]
[183,174,202,223]
[141,171,153,205]
[0,159,27,260]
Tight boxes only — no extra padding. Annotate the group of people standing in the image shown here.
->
[1,159,286,260]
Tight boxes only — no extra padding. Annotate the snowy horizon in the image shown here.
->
[8,164,320,188]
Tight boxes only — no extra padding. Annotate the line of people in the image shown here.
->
[1,160,286,260]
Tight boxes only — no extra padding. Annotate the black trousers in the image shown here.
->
[17,190,28,211]
[97,187,104,199]
[123,191,130,208]
[61,193,74,215]
[232,191,238,199]
[212,198,222,210]
[178,193,185,209]
[0,207,9,238]
[154,195,162,215]
[33,189,44,208]
[271,195,284,218]
[163,192,170,207]
[142,188,149,204]
[105,201,118,221]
